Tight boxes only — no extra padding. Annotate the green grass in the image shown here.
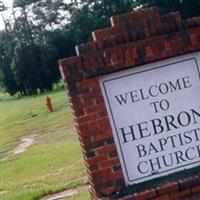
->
[0,90,89,199]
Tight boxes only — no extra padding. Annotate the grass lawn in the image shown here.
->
[0,89,89,200]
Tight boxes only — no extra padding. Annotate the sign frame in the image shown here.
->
[100,52,200,186]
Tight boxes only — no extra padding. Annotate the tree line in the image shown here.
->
[0,0,199,96]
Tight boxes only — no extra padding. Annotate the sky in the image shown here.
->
[0,0,70,30]
[0,0,13,30]
[3,0,13,7]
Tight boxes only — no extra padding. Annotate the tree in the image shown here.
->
[0,2,19,95]
[0,32,18,95]
[32,0,68,31]
[67,0,137,43]
[1,0,199,96]
[135,0,200,18]
[11,0,69,94]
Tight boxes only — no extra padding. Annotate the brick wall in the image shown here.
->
[59,7,200,200]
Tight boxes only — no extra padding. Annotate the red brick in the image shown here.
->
[145,46,154,57]
[84,103,106,115]
[110,15,120,27]
[192,185,200,194]
[86,155,108,167]
[178,175,200,190]
[134,189,157,200]
[157,182,178,195]
[182,193,200,200]
[96,143,116,155]
[154,195,171,200]
[92,130,112,143]
[122,195,137,200]
[59,7,200,200]
[169,189,191,199]
[101,186,116,196]
[92,27,112,41]
[190,33,199,46]
[76,41,98,55]
[99,158,119,169]
[105,170,123,182]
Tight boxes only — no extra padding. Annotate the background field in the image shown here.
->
[0,89,89,200]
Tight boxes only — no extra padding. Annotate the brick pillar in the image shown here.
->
[59,7,200,200]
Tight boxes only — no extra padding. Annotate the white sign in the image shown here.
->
[100,52,200,185]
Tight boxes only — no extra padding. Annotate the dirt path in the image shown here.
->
[2,135,89,200]
[41,185,89,200]
[11,135,36,155]
[1,135,36,162]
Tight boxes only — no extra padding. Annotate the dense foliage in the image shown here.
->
[0,0,199,96]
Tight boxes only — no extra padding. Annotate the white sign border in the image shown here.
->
[99,52,200,186]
